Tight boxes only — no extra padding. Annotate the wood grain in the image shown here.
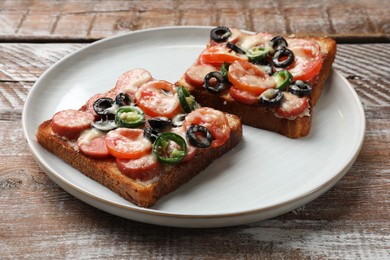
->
[0,41,389,258]
[0,0,388,43]
[1,0,389,257]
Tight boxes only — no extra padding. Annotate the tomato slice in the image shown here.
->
[183,107,230,148]
[285,38,323,81]
[275,92,309,118]
[105,128,152,159]
[135,80,181,119]
[228,60,275,95]
[200,44,248,65]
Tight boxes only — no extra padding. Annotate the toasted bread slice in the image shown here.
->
[177,29,336,138]
[37,113,242,208]
[306,37,337,106]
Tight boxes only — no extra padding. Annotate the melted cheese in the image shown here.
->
[78,128,105,146]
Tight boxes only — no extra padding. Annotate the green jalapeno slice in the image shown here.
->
[115,106,145,128]
[247,46,272,62]
[220,62,230,82]
[177,86,198,113]
[272,70,293,90]
[153,132,187,164]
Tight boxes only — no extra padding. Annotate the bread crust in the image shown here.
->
[36,114,242,208]
[177,36,336,138]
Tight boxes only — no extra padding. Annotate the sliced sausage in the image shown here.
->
[229,86,259,105]
[114,68,153,98]
[77,129,110,158]
[116,153,160,181]
[237,32,273,51]
[184,64,217,88]
[51,109,95,140]
[169,126,197,162]
[84,92,116,119]
[274,92,309,118]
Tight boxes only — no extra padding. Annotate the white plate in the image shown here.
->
[22,26,365,228]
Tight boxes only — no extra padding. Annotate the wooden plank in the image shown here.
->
[0,43,82,81]
[0,0,388,42]
[0,153,389,259]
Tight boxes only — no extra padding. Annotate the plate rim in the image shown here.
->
[21,26,366,225]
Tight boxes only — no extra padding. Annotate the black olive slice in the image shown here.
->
[143,127,161,143]
[259,88,284,106]
[272,47,295,68]
[253,60,273,75]
[115,92,133,107]
[92,120,117,131]
[289,80,312,97]
[203,71,227,94]
[269,36,288,51]
[171,113,187,127]
[148,117,171,130]
[93,97,115,116]
[210,27,232,43]
[226,42,246,55]
[186,125,214,148]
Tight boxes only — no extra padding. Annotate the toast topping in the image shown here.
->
[51,109,95,140]
[184,27,324,119]
[183,107,230,148]
[274,92,309,119]
[135,80,181,119]
[116,154,160,181]
[77,128,110,158]
[114,68,153,98]
[47,69,236,181]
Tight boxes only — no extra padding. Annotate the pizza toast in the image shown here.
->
[177,27,337,138]
[36,69,242,208]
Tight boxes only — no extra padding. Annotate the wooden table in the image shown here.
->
[1,0,389,258]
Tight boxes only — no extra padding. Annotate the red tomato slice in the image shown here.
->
[228,60,275,95]
[285,38,323,81]
[77,129,110,158]
[275,92,309,118]
[229,86,259,105]
[183,107,230,148]
[135,80,181,119]
[105,128,152,159]
[200,44,248,65]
